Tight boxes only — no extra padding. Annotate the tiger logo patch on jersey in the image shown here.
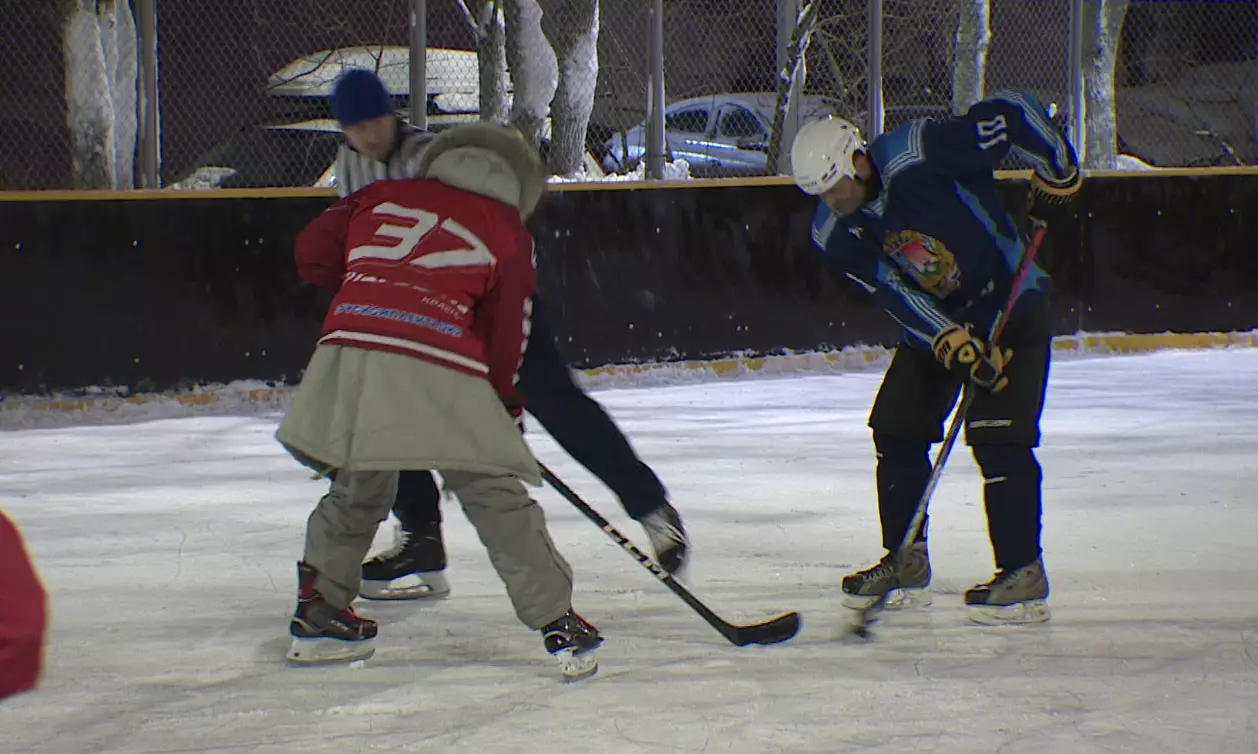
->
[883,230,962,298]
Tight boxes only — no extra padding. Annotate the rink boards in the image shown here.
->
[2,168,1256,401]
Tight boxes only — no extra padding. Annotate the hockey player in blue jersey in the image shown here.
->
[790,91,1081,624]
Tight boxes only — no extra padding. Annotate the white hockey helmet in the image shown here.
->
[790,116,865,195]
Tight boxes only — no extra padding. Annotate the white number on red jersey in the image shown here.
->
[348,202,494,269]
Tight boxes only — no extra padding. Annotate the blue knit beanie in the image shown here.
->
[331,69,393,126]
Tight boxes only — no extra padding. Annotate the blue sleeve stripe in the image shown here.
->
[990,90,1074,178]
[879,265,956,333]
[886,313,935,346]
[881,120,927,182]
[811,209,838,249]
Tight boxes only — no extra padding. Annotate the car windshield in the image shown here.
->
[175,128,344,188]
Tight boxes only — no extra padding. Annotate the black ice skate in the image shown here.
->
[359,521,451,600]
[964,557,1050,625]
[542,609,603,682]
[287,561,378,665]
[640,503,690,575]
[840,541,933,610]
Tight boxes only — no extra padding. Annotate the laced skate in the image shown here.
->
[964,557,1050,625]
[840,541,933,610]
[542,609,603,682]
[359,522,450,600]
[287,562,378,664]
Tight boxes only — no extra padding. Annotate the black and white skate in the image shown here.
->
[542,609,603,682]
[640,503,689,575]
[964,558,1051,625]
[287,561,378,665]
[359,522,451,600]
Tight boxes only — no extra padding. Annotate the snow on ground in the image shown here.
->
[1,349,1256,753]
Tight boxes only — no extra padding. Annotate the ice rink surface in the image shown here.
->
[2,348,1256,753]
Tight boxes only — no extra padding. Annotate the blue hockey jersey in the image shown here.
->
[809,90,1078,350]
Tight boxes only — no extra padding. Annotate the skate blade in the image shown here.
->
[286,636,376,665]
[966,599,1050,625]
[359,572,451,601]
[553,648,599,682]
[841,586,933,611]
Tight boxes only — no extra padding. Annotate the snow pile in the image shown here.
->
[6,330,1256,429]
[550,158,692,184]
[1113,154,1159,171]
[576,343,893,391]
[0,380,292,430]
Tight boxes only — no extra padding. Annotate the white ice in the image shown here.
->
[2,349,1257,753]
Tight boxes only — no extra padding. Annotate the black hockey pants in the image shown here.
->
[867,295,1053,572]
[390,294,670,531]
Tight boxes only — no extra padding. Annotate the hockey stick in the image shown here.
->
[844,219,1049,639]
[539,463,801,647]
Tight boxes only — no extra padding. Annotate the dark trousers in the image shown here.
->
[391,294,669,530]
[867,296,1053,571]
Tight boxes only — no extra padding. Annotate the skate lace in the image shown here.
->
[858,556,896,582]
[987,567,1023,588]
[367,529,412,563]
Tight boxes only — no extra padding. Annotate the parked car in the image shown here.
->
[599,95,1086,179]
[601,93,846,178]
[171,44,605,190]
[170,115,606,191]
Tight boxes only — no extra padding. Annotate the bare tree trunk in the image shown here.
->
[476,0,509,123]
[766,0,820,174]
[503,0,557,148]
[61,0,139,189]
[951,0,990,114]
[101,0,138,188]
[543,0,598,175]
[1084,0,1130,168]
[63,0,115,189]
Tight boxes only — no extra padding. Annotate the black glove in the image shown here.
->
[931,324,1013,392]
[504,392,526,434]
[1027,167,1082,225]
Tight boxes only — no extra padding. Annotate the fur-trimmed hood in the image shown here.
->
[416,123,547,220]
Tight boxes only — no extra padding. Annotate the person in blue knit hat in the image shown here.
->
[330,68,433,194]
[323,69,691,604]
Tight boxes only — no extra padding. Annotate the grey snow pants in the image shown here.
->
[304,468,573,629]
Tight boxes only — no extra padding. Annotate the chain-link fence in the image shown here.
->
[3,1,1258,191]
[158,0,419,191]
[0,2,92,190]
[1115,1,1257,168]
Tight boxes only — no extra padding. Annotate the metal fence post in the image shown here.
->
[136,0,160,189]
[866,0,884,139]
[410,0,428,130]
[776,0,803,174]
[646,0,666,179]
[1068,0,1086,164]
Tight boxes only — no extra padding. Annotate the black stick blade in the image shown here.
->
[727,611,801,646]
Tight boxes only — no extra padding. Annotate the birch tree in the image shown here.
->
[1083,0,1130,168]
[503,0,558,148]
[61,0,139,189]
[542,0,599,175]
[457,0,510,123]
[951,0,990,114]
[766,1,821,174]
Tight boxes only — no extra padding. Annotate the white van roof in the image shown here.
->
[267,46,508,98]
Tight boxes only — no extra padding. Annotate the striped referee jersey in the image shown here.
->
[333,119,435,197]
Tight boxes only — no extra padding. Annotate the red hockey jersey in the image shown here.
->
[295,178,536,404]
[0,510,46,700]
